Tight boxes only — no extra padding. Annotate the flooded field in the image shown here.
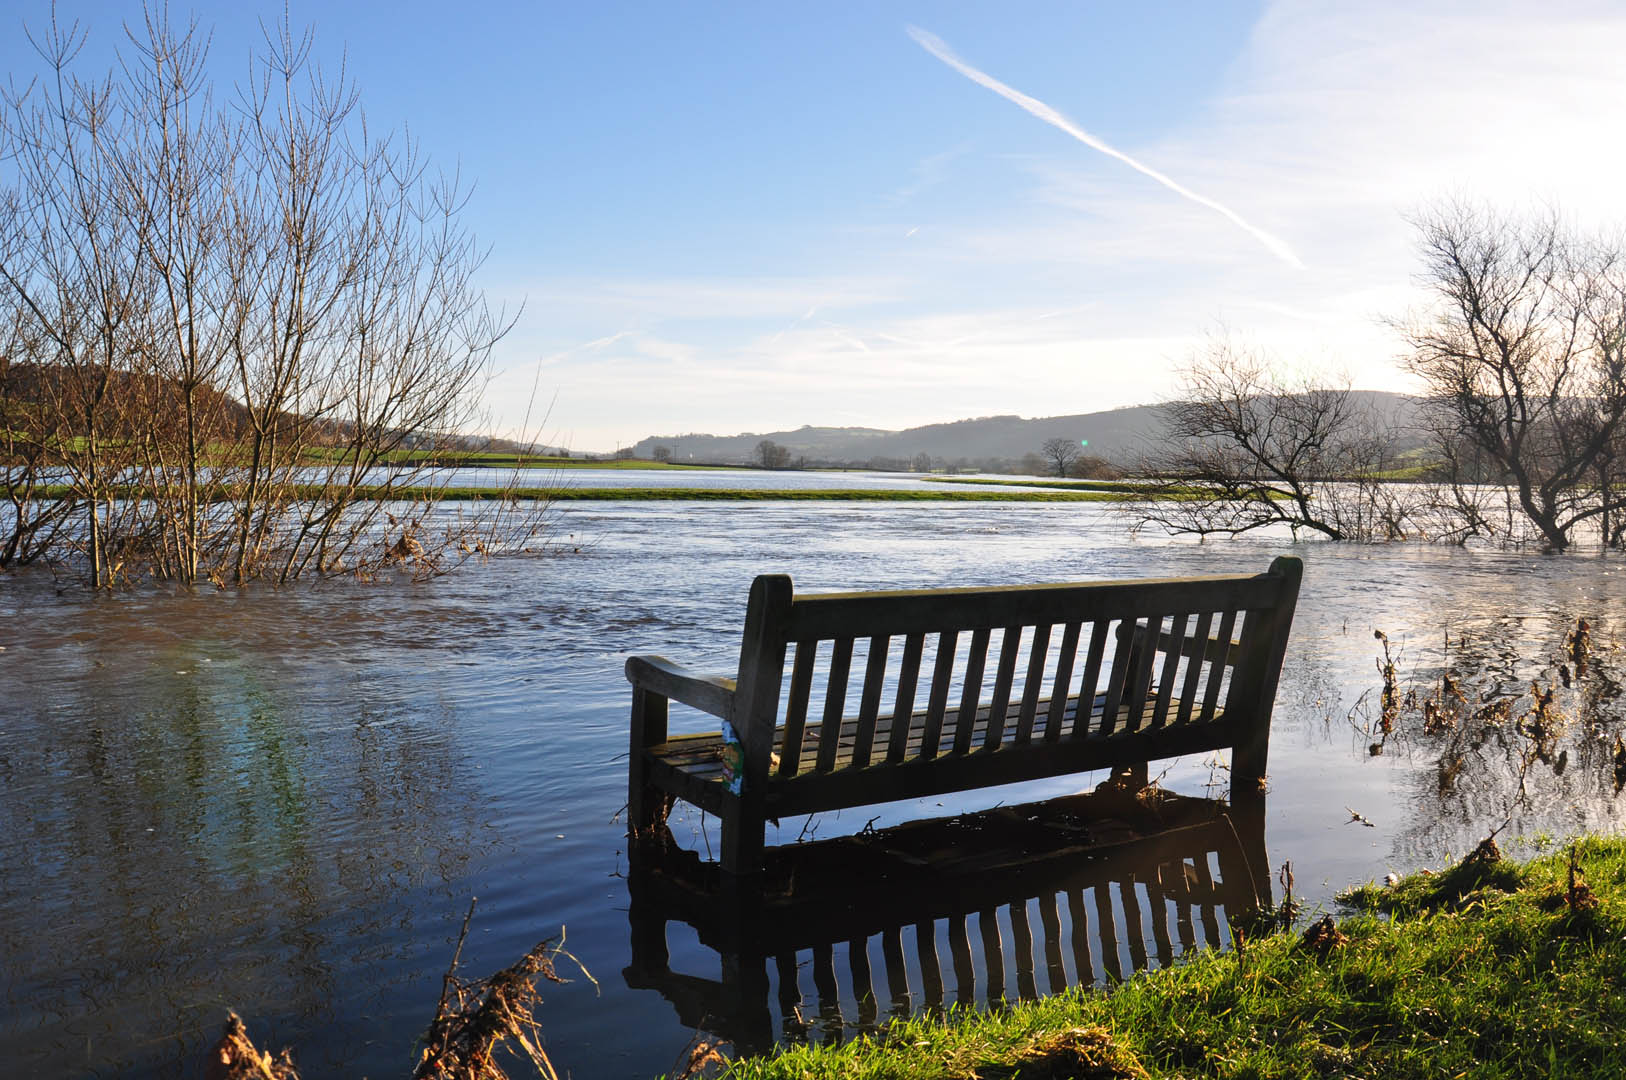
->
[5,499,1626,1077]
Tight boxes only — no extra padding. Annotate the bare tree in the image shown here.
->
[755,439,790,469]
[1039,437,1080,479]
[1398,201,1626,551]
[1135,339,1406,541]
[0,10,535,586]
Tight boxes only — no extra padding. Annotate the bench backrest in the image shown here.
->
[730,556,1302,790]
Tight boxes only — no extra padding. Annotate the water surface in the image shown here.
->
[4,499,1625,1076]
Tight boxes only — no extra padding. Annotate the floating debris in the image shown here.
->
[1346,807,1377,828]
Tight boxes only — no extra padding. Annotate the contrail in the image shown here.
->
[906,26,1304,270]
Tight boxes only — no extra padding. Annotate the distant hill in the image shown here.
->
[631,392,1426,468]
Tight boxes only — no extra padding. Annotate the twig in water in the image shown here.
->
[415,923,597,1080]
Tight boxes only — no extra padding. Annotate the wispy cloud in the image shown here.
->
[906,25,1305,270]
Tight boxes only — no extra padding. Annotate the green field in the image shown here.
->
[21,483,1132,503]
[430,486,1129,502]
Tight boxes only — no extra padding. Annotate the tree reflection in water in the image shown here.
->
[1354,612,1626,861]
[0,634,494,1077]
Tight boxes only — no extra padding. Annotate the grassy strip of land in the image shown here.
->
[296,449,743,469]
[434,486,1128,502]
[707,836,1626,1079]
[930,476,1218,497]
[15,483,1153,503]
[930,476,1145,491]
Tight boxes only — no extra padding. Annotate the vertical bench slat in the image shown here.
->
[779,640,817,777]
[1146,871,1174,968]
[953,627,991,755]
[1015,623,1052,744]
[775,952,800,1018]
[887,632,926,763]
[1122,621,1161,733]
[812,943,840,1021]
[1010,900,1037,1000]
[1175,612,1215,726]
[1044,622,1082,741]
[817,637,855,772]
[1038,891,1067,994]
[1119,880,1148,972]
[983,626,1023,751]
[916,919,944,1010]
[978,909,1005,1003]
[949,914,975,1005]
[1073,620,1110,740]
[1100,620,1138,736]
[1199,611,1239,725]
[1149,613,1190,729]
[882,925,910,1015]
[1068,888,1094,984]
[853,635,890,768]
[1194,855,1223,948]
[921,630,958,761]
[849,936,876,1024]
[1093,885,1122,982]
[1171,862,1198,951]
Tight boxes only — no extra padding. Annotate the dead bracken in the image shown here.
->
[1299,914,1349,957]
[203,1014,300,1080]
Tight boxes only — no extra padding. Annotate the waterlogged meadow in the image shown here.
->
[5,498,1626,1077]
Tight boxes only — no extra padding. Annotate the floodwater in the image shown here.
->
[436,466,1042,492]
[4,498,1626,1077]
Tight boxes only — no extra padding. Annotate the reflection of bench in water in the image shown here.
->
[627,558,1301,875]
[624,787,1269,1053]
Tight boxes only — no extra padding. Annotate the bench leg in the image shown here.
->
[721,950,774,1055]
[720,801,766,878]
[1232,738,1268,808]
[628,687,672,836]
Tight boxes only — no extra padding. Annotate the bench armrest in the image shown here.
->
[626,654,737,721]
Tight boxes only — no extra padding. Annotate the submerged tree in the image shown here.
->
[0,10,537,586]
[1399,201,1626,552]
[1135,339,1407,541]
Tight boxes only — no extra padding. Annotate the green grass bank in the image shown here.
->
[526,487,1129,502]
[700,836,1626,1079]
[21,484,1129,503]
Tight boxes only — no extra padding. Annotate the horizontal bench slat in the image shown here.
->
[644,690,1226,789]
[783,573,1287,642]
[769,721,1241,819]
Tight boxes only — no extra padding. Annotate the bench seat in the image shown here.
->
[645,691,1225,818]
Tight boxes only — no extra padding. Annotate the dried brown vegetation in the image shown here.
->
[1355,616,1626,859]
[203,1014,301,1080]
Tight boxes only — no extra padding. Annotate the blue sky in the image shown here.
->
[6,2,1626,451]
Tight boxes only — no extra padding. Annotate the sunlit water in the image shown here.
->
[442,467,1044,491]
[4,498,1626,1077]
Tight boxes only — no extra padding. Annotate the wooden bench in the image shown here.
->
[626,556,1301,876]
